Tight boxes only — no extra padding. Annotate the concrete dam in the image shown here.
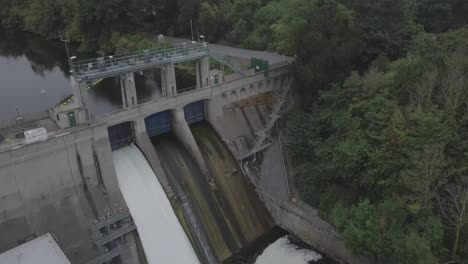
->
[0,39,353,264]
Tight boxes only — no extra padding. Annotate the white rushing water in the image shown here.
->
[113,144,200,264]
[255,236,322,264]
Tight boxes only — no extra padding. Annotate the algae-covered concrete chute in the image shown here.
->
[152,134,239,261]
[190,122,274,246]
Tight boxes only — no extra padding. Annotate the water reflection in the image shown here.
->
[0,29,70,75]
[0,29,72,121]
[0,29,197,121]
[87,77,123,118]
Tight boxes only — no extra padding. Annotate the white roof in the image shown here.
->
[24,127,47,137]
[0,233,70,264]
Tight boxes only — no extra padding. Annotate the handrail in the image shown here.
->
[92,64,290,121]
[73,42,205,65]
[210,53,245,76]
[71,42,208,77]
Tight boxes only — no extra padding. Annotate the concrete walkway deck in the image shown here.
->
[166,37,293,64]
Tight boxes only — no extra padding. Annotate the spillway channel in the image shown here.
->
[113,144,200,264]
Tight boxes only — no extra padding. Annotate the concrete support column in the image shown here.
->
[206,98,224,129]
[71,75,87,108]
[161,63,176,97]
[91,124,126,210]
[69,75,90,124]
[171,107,210,177]
[121,72,138,108]
[199,56,210,88]
[196,61,201,89]
[133,118,171,190]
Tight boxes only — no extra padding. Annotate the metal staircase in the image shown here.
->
[209,53,246,76]
[87,210,136,264]
[279,135,294,199]
[237,76,292,160]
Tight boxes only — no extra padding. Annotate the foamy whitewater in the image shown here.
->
[255,236,322,264]
[113,144,200,264]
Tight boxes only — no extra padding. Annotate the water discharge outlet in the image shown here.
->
[113,144,200,264]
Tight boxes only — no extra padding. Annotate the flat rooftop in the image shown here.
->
[0,233,70,264]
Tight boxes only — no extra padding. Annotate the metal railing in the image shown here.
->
[71,42,208,78]
[210,53,245,76]
[237,76,292,160]
[177,85,198,94]
[91,63,291,122]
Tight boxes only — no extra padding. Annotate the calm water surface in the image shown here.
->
[0,30,185,121]
[0,30,73,121]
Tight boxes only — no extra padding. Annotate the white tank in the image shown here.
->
[24,127,48,144]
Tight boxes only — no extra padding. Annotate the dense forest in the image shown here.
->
[2,0,468,262]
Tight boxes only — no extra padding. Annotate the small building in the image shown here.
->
[24,127,48,144]
[210,69,223,85]
[0,233,70,264]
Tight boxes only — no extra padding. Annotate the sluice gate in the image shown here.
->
[184,100,206,125]
[145,111,172,137]
[108,122,134,150]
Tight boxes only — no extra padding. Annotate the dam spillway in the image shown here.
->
[190,122,273,246]
[113,144,200,264]
[152,134,238,261]
[0,32,308,264]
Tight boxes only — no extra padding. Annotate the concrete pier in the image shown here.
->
[196,56,210,88]
[171,108,210,177]
[134,117,171,191]
[0,128,134,263]
[121,73,138,108]
[161,63,177,97]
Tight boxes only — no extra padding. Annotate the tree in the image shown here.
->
[397,232,438,264]
[198,2,219,40]
[437,180,468,257]
[342,0,421,65]
[225,0,262,44]
[402,144,447,208]
[341,200,385,259]
[292,0,365,97]
[416,0,468,33]
[439,56,468,115]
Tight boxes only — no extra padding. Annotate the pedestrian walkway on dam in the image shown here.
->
[166,37,293,65]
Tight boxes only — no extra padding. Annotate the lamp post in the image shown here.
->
[190,18,194,41]
[69,56,77,73]
[59,31,71,59]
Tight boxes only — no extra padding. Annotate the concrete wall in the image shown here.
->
[0,110,48,128]
[206,76,285,157]
[133,116,217,264]
[171,108,210,177]
[205,74,367,264]
[93,65,290,127]
[259,191,368,264]
[133,117,171,190]
[0,63,290,264]
[0,129,96,263]
[0,125,133,263]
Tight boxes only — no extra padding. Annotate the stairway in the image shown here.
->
[278,135,294,199]
[209,53,246,76]
[237,76,292,160]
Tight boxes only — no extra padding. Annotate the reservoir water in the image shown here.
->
[0,30,194,121]
[0,30,72,121]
